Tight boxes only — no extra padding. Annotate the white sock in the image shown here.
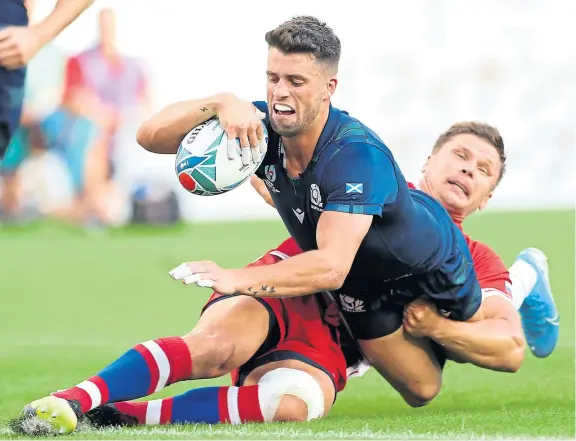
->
[508,259,538,310]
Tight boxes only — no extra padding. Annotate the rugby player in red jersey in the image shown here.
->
[249,121,558,405]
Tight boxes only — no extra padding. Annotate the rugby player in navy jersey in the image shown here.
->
[137,16,486,407]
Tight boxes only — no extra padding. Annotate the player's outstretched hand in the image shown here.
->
[402,298,442,338]
[217,96,266,166]
[169,261,240,295]
[0,26,42,70]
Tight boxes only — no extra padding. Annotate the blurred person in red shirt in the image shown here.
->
[63,7,150,179]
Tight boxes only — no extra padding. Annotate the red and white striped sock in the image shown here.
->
[54,337,191,413]
[109,385,264,425]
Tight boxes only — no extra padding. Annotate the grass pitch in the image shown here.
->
[0,210,574,439]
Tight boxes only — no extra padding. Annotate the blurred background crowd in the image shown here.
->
[0,0,573,229]
[0,2,157,228]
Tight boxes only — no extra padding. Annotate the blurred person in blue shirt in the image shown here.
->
[1,84,128,227]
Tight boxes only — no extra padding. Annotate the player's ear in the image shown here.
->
[478,192,492,211]
[421,156,431,173]
[326,77,338,98]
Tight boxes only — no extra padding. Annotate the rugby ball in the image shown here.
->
[175,117,267,196]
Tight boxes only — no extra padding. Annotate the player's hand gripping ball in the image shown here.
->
[175,115,267,196]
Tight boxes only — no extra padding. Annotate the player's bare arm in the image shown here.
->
[137,94,265,157]
[0,0,94,70]
[137,93,247,154]
[403,297,525,372]
[32,0,94,46]
[170,211,372,297]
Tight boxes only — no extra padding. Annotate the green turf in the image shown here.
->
[1,210,574,439]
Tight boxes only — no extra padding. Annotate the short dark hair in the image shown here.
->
[265,16,341,72]
[432,121,507,184]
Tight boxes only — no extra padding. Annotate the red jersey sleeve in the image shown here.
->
[468,237,511,299]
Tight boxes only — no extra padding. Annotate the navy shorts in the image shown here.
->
[0,60,26,160]
[335,211,482,340]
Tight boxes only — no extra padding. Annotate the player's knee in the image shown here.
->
[257,368,325,422]
[501,353,523,373]
[182,329,236,377]
[501,335,526,373]
[512,335,527,369]
[273,395,310,422]
[402,380,441,408]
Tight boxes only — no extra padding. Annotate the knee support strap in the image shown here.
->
[257,367,324,422]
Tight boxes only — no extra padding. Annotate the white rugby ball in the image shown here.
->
[175,117,267,196]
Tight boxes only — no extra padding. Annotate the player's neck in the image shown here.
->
[282,106,330,177]
[450,213,465,227]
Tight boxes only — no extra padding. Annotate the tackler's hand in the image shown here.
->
[402,298,443,338]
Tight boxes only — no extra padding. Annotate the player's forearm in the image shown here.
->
[427,318,525,372]
[234,250,346,297]
[136,93,235,154]
[32,0,94,45]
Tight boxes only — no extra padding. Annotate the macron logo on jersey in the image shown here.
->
[346,183,363,194]
[292,208,305,224]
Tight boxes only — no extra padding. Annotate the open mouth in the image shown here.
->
[273,103,296,116]
[447,180,469,196]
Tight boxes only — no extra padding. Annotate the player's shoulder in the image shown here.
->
[466,234,506,269]
[319,107,394,168]
[466,233,494,256]
[333,109,388,150]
